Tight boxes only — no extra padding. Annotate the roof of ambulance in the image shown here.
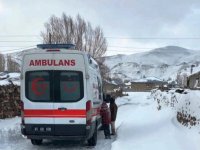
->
[22,48,88,55]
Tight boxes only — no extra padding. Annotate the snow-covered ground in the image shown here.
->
[0,72,20,86]
[1,92,200,150]
[113,92,200,150]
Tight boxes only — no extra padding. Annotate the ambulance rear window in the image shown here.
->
[26,71,51,101]
[58,72,83,102]
[25,71,83,102]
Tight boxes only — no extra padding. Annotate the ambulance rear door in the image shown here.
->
[52,53,87,136]
[23,53,54,136]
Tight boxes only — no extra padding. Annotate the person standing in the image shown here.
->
[110,97,118,135]
[100,99,111,139]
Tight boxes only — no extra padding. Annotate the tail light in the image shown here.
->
[86,100,92,125]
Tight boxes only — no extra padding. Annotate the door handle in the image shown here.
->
[58,107,67,111]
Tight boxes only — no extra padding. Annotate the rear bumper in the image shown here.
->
[21,123,96,140]
[26,135,86,141]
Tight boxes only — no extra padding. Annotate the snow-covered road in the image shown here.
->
[1,92,200,150]
[0,117,114,150]
[113,92,200,150]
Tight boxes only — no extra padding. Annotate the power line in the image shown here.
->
[108,46,155,49]
[0,46,198,52]
[0,34,200,39]
[107,46,200,50]
[0,46,37,47]
[0,45,152,49]
[107,48,194,51]
[0,35,39,37]
[0,45,37,53]
[106,37,200,40]
[0,41,41,43]
[107,49,145,53]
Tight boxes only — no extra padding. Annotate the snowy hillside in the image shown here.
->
[4,45,200,83]
[104,46,200,82]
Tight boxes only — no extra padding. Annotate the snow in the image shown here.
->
[0,72,20,86]
[151,89,200,129]
[133,76,163,82]
[1,92,200,150]
[104,46,200,82]
[0,80,10,86]
[0,117,20,132]
[113,92,200,150]
[105,46,197,68]
[125,82,131,86]
[0,117,21,150]
[0,117,114,150]
[7,73,20,78]
[112,92,200,150]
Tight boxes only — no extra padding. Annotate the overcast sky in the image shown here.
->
[0,0,200,55]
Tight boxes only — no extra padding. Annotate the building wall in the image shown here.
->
[103,83,118,93]
[188,72,200,89]
[131,82,166,92]
[131,82,155,91]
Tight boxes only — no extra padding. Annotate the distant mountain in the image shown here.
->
[5,45,200,84]
[104,46,200,82]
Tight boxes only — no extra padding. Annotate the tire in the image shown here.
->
[31,139,43,145]
[88,126,97,146]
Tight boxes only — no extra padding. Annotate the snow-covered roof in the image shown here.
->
[0,72,20,86]
[103,79,118,85]
[132,76,163,83]
[125,82,131,86]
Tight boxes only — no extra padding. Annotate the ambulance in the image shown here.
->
[20,44,103,146]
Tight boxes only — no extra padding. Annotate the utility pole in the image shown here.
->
[49,33,52,44]
[191,64,195,74]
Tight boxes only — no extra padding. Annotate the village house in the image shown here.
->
[130,77,168,92]
[187,71,200,89]
[103,80,119,93]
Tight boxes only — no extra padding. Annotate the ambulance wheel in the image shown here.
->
[31,139,43,145]
[88,126,97,146]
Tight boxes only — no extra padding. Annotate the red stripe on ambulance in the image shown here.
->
[24,109,86,118]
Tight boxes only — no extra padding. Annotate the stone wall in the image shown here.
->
[151,89,200,128]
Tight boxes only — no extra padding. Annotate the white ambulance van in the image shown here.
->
[21,44,103,146]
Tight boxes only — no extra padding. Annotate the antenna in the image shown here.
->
[49,33,52,44]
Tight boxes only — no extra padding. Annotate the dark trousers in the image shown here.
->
[102,124,110,137]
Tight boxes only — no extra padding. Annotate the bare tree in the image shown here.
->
[96,57,111,82]
[176,72,188,88]
[0,53,5,72]
[41,13,107,58]
[7,55,20,72]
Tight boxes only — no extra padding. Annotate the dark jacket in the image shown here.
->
[110,98,118,121]
[100,101,111,125]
